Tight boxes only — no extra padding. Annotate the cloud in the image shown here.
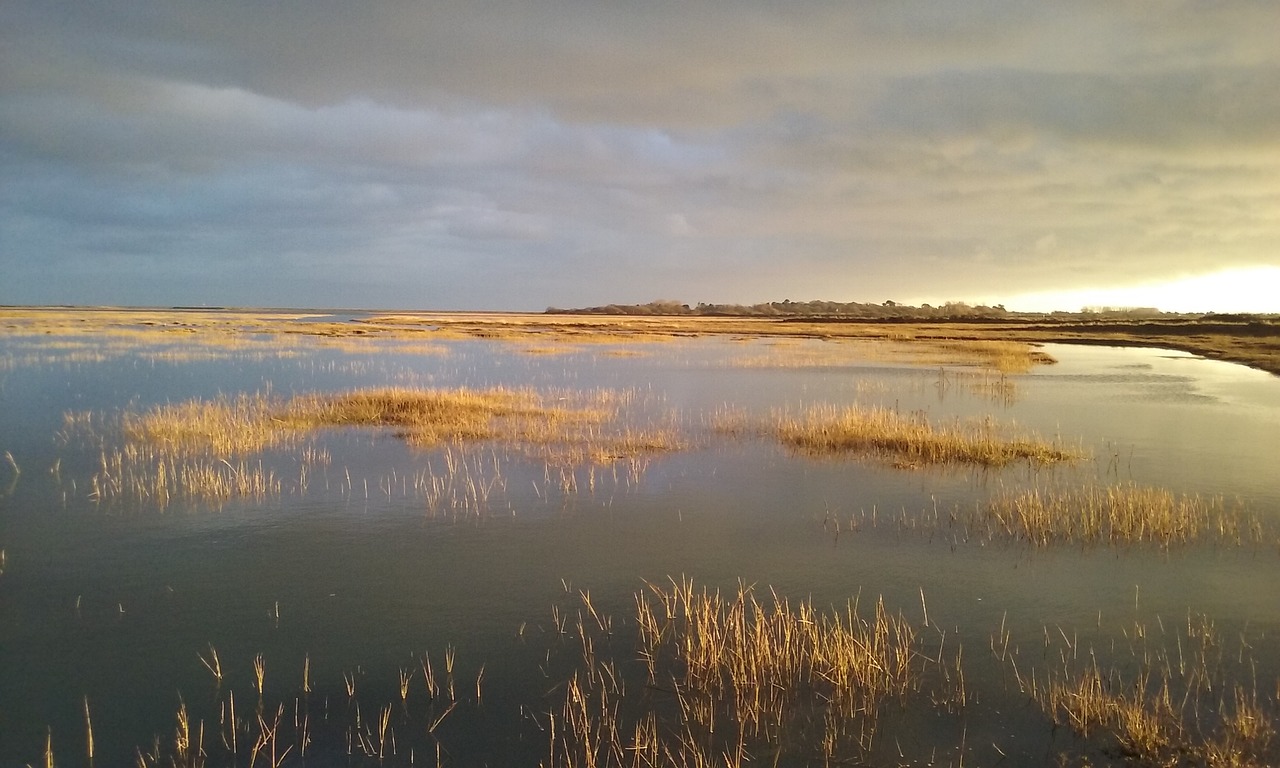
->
[2,1,1279,310]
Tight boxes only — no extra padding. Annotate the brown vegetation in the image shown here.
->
[984,483,1264,548]
[544,579,962,767]
[5,307,1278,375]
[72,387,680,505]
[767,404,1081,467]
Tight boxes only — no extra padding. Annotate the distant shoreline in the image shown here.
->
[3,305,1278,376]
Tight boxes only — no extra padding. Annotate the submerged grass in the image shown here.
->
[769,404,1081,467]
[1022,612,1279,767]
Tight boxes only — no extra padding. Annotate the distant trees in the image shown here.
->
[548,299,1016,320]
[544,302,1274,323]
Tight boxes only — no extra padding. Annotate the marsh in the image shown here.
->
[2,310,1278,766]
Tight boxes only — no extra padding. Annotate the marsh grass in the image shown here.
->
[89,446,284,506]
[122,646,480,768]
[920,339,1055,373]
[721,336,1053,375]
[282,387,561,444]
[984,483,1264,548]
[123,394,299,456]
[1023,614,1278,767]
[71,387,680,505]
[769,404,1080,468]
[543,579,963,767]
[635,579,923,733]
[8,307,1279,373]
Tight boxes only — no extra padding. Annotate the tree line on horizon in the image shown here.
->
[543,299,1272,323]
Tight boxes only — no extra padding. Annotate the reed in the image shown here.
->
[88,447,283,506]
[635,579,921,735]
[71,385,679,507]
[770,404,1080,467]
[198,645,223,684]
[1025,613,1279,767]
[984,483,1264,548]
[545,579,960,767]
[122,394,296,456]
[921,339,1055,373]
[83,696,93,763]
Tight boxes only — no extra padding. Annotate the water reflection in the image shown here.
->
[0,333,1278,766]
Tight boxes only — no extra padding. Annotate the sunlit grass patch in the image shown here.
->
[122,394,295,455]
[921,339,1055,373]
[984,483,1263,548]
[115,387,610,454]
[72,386,682,505]
[721,336,1054,378]
[769,405,1080,467]
[635,579,924,721]
[281,387,559,444]
[545,578,960,767]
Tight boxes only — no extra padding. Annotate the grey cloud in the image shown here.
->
[868,67,1280,149]
[4,1,1280,310]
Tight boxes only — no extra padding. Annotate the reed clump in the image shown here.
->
[635,579,921,735]
[281,387,568,445]
[122,394,297,456]
[770,405,1080,467]
[985,483,1264,548]
[541,579,964,767]
[921,339,1055,373]
[71,386,680,506]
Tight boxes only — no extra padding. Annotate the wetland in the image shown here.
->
[2,308,1279,767]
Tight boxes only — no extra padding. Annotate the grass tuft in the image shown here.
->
[769,404,1080,467]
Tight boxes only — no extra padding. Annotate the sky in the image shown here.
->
[2,2,1279,313]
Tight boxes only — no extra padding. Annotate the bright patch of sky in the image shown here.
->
[986,266,1280,314]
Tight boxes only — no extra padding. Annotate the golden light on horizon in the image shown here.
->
[997,266,1280,315]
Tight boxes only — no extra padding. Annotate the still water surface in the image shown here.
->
[1,333,1278,766]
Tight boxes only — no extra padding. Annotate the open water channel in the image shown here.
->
[2,327,1278,766]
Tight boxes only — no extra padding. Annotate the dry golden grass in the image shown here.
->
[544,579,958,767]
[985,483,1263,548]
[113,387,620,453]
[89,445,283,506]
[122,394,297,456]
[635,579,922,730]
[6,307,1278,374]
[768,404,1081,467]
[281,387,560,444]
[917,339,1056,373]
[73,386,681,504]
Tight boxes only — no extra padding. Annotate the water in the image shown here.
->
[1,331,1278,766]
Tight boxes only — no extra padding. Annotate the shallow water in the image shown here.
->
[1,333,1278,766]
